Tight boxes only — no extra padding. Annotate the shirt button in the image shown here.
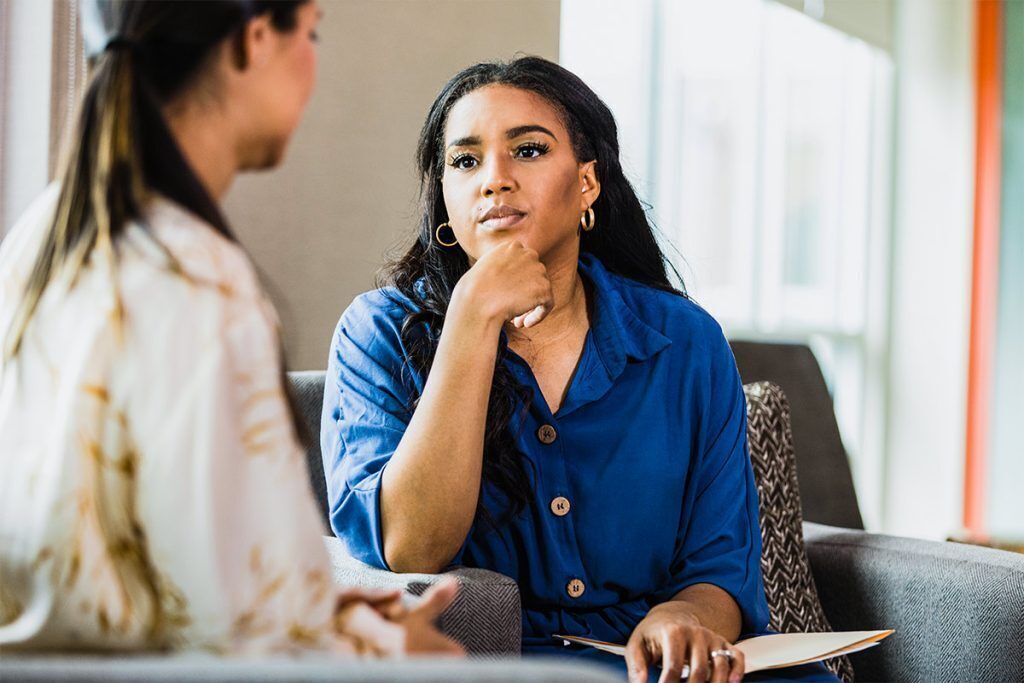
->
[537,424,557,444]
[550,496,571,517]
[566,578,585,599]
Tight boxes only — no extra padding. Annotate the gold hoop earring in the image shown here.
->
[435,222,458,247]
[580,207,596,232]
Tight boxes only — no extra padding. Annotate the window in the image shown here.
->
[1,0,85,236]
[563,0,894,529]
[1,2,9,228]
[49,0,88,179]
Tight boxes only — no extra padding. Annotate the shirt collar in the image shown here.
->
[501,253,675,418]
[578,252,673,383]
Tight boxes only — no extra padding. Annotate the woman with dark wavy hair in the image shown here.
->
[323,56,837,683]
[0,0,459,656]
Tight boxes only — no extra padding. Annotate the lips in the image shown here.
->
[480,205,526,229]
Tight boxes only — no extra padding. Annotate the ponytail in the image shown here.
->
[4,0,310,446]
[4,46,147,359]
[3,1,311,360]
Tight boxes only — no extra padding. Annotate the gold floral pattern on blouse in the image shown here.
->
[0,194,351,654]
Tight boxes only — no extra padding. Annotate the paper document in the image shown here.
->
[554,630,893,676]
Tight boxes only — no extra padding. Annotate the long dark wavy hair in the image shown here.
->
[4,1,309,437]
[383,56,687,521]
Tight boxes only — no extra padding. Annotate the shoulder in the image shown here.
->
[334,286,417,343]
[608,274,742,415]
[118,198,278,361]
[0,184,61,285]
[612,273,730,358]
[330,286,423,363]
[135,195,263,302]
[326,287,425,400]
[339,287,415,330]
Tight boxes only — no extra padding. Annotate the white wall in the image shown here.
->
[0,1,560,367]
[882,0,974,540]
[1,0,53,234]
[224,0,561,370]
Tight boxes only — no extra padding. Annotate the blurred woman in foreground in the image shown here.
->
[0,0,459,656]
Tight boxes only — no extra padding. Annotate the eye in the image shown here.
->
[309,30,320,43]
[448,153,478,170]
[515,142,550,159]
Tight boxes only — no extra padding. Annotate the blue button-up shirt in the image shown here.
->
[321,252,771,650]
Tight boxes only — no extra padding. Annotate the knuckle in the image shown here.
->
[665,623,685,638]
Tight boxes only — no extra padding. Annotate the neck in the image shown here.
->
[162,97,238,202]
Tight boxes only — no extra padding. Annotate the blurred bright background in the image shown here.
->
[2,0,1021,546]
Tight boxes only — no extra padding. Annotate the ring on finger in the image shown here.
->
[710,648,736,662]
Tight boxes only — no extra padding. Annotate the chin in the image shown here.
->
[484,230,533,248]
[243,138,289,172]
[260,144,288,170]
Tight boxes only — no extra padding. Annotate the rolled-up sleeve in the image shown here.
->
[321,292,416,570]
[660,326,770,636]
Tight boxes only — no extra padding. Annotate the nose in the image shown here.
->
[480,155,516,197]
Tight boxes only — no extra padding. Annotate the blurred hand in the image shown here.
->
[452,241,553,329]
[336,586,405,619]
[335,579,464,657]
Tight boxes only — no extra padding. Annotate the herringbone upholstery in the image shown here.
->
[323,537,522,656]
[744,382,855,683]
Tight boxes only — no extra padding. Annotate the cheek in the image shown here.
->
[272,46,316,129]
[442,176,489,257]
[535,171,583,230]
[442,176,475,227]
[284,50,315,120]
[299,45,317,102]
[559,175,581,211]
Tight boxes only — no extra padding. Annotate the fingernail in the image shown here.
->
[730,675,741,683]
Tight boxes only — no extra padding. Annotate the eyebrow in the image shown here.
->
[446,125,558,149]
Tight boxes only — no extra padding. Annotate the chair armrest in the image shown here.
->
[323,537,521,656]
[0,655,621,681]
[803,522,1024,682]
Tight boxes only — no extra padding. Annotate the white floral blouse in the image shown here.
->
[0,189,355,654]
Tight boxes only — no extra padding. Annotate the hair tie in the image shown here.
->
[103,35,135,53]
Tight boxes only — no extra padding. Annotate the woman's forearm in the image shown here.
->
[379,293,502,573]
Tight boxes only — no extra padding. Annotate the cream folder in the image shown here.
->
[554,629,894,676]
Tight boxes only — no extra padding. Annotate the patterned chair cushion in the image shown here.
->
[744,382,855,682]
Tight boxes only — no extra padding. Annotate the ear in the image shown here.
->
[578,160,601,212]
[235,13,276,71]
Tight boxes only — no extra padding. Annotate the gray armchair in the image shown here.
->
[0,656,619,681]
[299,340,1024,681]
[804,522,1024,681]
[730,340,1024,680]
